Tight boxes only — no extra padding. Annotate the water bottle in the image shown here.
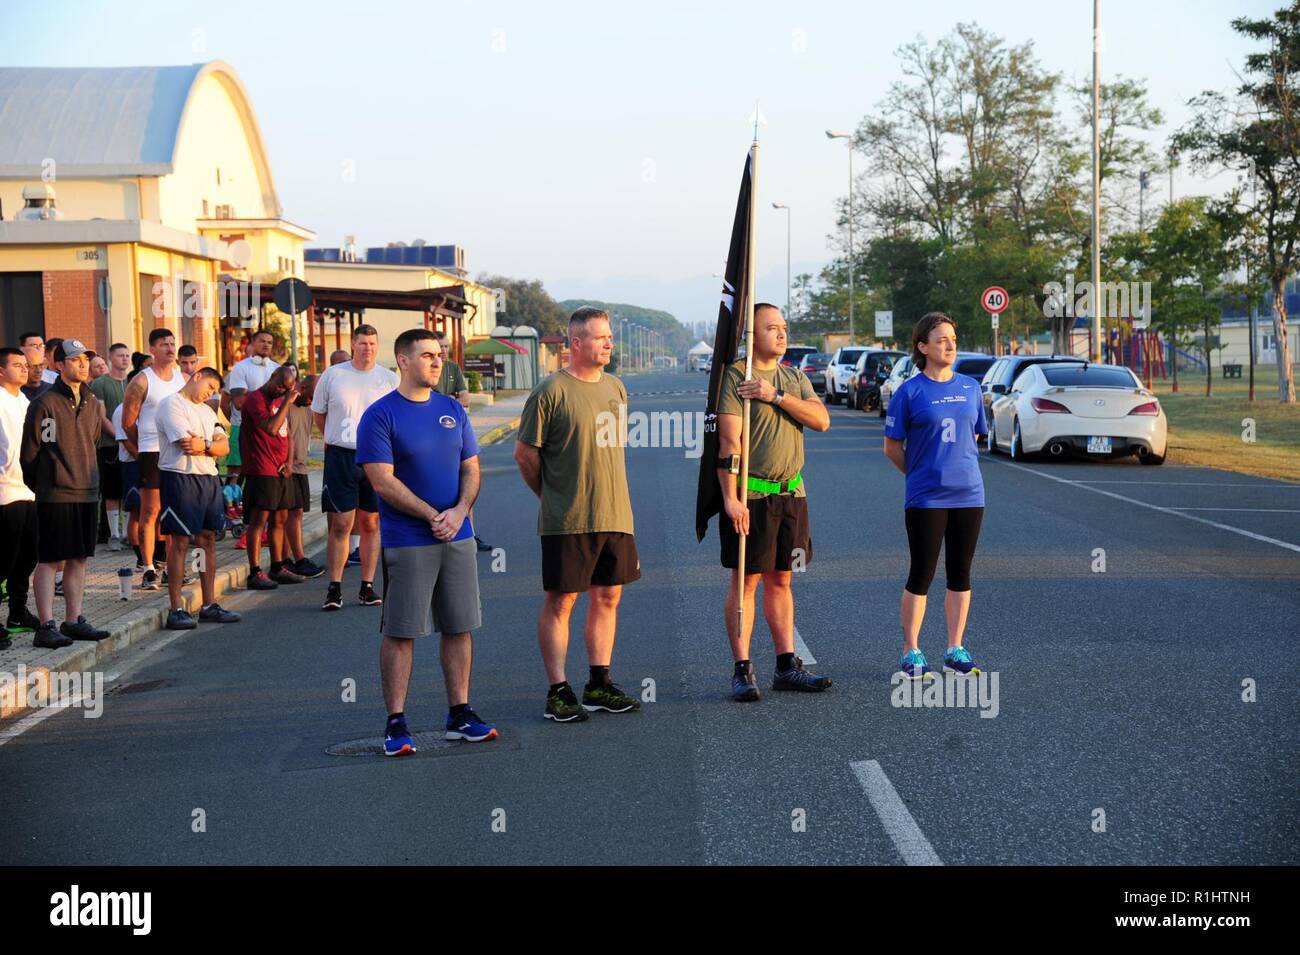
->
[117,567,133,601]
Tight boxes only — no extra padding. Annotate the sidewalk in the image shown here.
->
[0,400,527,721]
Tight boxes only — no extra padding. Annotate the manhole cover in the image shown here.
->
[326,731,456,757]
[111,678,173,695]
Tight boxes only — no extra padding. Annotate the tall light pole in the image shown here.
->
[827,130,854,343]
[1090,0,1102,363]
[772,202,791,318]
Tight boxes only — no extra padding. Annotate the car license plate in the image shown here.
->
[1087,435,1112,454]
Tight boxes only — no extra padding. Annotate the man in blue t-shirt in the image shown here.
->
[356,328,496,756]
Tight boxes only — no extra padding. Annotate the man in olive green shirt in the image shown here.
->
[90,342,131,549]
[514,307,641,723]
[432,330,469,406]
[716,304,833,701]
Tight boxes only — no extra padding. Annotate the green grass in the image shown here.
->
[1147,366,1300,482]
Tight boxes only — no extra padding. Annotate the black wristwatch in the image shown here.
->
[773,388,786,406]
[719,453,741,474]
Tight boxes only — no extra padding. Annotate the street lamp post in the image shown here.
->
[772,202,791,318]
[826,131,855,343]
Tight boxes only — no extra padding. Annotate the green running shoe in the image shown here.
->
[544,685,590,723]
[582,681,641,714]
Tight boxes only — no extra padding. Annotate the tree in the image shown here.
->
[1174,2,1300,403]
[476,275,568,337]
[1143,198,1227,395]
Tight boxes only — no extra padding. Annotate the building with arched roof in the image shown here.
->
[0,62,314,367]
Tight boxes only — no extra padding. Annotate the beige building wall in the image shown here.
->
[304,261,498,359]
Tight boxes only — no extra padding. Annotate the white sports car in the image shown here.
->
[988,362,1168,464]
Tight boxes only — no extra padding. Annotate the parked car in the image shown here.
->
[979,354,1086,420]
[878,351,989,417]
[780,345,819,368]
[798,352,830,394]
[987,362,1167,464]
[847,349,904,410]
[823,346,871,404]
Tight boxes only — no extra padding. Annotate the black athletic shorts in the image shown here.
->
[720,494,813,574]
[97,446,123,500]
[36,501,98,563]
[290,472,310,512]
[321,445,377,514]
[242,473,293,512]
[137,451,161,490]
[541,532,641,593]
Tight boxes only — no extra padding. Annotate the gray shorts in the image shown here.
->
[379,538,482,638]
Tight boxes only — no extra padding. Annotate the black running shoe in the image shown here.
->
[772,656,832,692]
[322,583,343,611]
[60,616,110,642]
[358,583,382,607]
[544,685,590,723]
[33,621,72,649]
[141,569,160,591]
[732,661,761,702]
[582,681,640,713]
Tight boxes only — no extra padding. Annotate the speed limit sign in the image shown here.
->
[981,286,1009,314]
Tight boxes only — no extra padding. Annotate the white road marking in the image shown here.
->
[1068,480,1300,488]
[792,624,816,664]
[1171,507,1300,513]
[850,760,943,866]
[993,459,1300,554]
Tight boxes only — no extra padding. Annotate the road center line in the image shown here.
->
[792,624,816,664]
[1171,507,1300,513]
[992,459,1300,554]
[849,760,943,866]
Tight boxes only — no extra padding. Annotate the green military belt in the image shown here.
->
[744,472,802,495]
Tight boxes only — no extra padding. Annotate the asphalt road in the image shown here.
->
[4,370,1297,865]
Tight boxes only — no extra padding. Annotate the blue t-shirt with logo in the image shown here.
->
[884,371,987,509]
[355,390,479,547]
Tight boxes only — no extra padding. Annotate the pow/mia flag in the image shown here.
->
[695,150,753,542]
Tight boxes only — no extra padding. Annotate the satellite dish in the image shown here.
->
[412,238,426,247]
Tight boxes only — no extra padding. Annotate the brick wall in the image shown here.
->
[41,269,108,354]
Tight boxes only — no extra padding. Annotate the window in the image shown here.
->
[1041,365,1140,388]
[984,358,1006,386]
[202,199,209,216]
[216,167,222,186]
[955,356,994,378]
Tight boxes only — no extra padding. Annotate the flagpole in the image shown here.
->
[737,136,758,626]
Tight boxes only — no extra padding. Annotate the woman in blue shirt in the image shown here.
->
[883,313,987,680]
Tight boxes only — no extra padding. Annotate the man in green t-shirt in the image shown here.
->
[514,307,641,723]
[89,342,131,550]
[716,303,833,701]
[434,330,492,552]
[431,330,469,406]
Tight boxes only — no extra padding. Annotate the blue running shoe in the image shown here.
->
[943,645,980,675]
[445,707,499,742]
[345,547,361,567]
[383,719,416,757]
[898,649,933,681]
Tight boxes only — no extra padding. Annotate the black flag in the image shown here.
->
[695,152,753,542]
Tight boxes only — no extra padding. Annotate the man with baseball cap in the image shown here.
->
[20,339,110,647]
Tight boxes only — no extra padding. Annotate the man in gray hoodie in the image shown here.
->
[20,339,110,647]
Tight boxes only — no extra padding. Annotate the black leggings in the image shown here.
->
[904,507,983,596]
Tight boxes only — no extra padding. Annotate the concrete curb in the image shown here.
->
[477,417,521,447]
[0,517,330,722]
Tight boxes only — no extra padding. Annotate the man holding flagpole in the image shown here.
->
[717,304,831,700]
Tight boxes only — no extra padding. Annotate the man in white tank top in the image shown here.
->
[121,329,185,591]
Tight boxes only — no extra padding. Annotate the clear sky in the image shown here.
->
[1,0,1276,330]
